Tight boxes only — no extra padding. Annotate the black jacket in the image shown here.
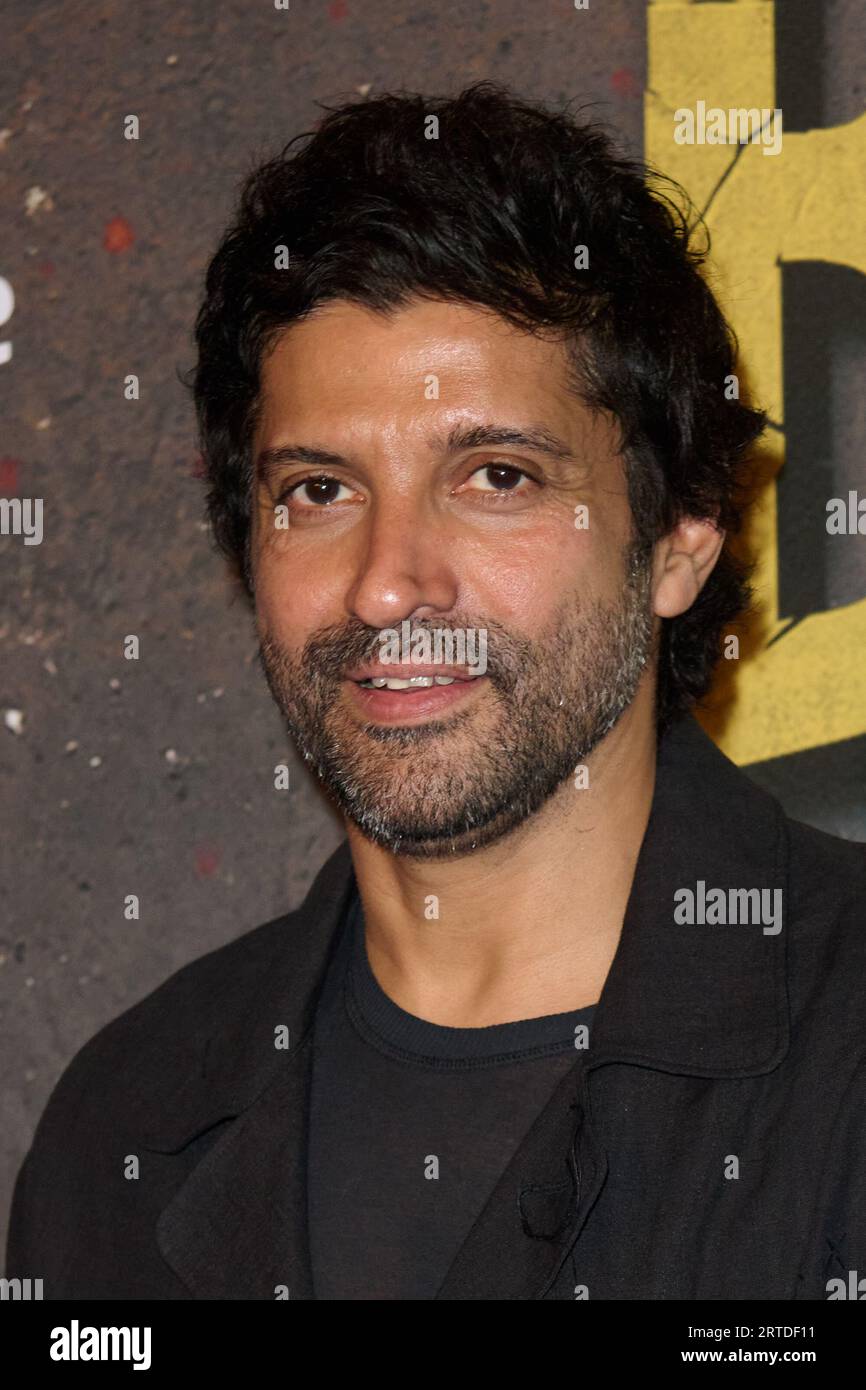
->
[6,714,866,1300]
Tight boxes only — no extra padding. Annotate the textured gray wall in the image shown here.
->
[1,0,863,1263]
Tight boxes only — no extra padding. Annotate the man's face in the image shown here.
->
[251,297,656,858]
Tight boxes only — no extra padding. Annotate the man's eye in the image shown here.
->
[278,475,354,507]
[464,462,535,494]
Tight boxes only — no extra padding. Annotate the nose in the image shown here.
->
[345,496,459,630]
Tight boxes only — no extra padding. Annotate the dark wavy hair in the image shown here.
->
[183,81,765,731]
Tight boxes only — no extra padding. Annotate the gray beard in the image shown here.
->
[258,540,656,859]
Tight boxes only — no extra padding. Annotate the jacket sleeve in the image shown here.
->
[809,1055,866,1299]
[6,1147,36,1281]
[5,1033,105,1291]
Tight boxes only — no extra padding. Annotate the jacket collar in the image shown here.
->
[147,712,791,1298]
[587,711,790,1078]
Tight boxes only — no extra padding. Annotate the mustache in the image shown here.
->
[262,617,533,694]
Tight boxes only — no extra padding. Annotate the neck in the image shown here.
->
[344,683,659,1027]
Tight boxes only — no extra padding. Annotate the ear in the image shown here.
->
[652,516,726,619]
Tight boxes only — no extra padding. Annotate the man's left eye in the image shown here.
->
[465,463,534,493]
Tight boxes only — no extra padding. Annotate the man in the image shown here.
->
[7,82,866,1301]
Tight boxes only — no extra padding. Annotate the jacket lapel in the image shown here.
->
[155,1038,316,1299]
[145,843,357,1299]
[434,1059,608,1300]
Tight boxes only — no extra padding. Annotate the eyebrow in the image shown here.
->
[256,443,349,483]
[438,422,577,460]
[255,422,578,483]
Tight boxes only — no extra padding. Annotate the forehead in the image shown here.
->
[254,297,608,453]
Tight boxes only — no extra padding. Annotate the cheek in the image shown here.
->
[253,543,343,649]
[466,519,622,626]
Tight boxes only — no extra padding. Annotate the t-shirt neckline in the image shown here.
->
[344,891,597,1067]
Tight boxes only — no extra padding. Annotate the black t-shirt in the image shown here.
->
[307,892,597,1300]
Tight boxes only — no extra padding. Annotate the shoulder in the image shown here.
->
[38,831,356,1120]
[785,813,866,913]
[782,814,866,1019]
[68,908,301,1087]
[13,838,353,1166]
[11,908,297,1167]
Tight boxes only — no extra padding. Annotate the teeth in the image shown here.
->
[359,674,459,689]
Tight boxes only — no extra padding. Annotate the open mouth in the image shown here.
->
[357,674,469,690]
[345,670,486,723]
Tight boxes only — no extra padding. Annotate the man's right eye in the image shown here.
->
[277,475,355,507]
